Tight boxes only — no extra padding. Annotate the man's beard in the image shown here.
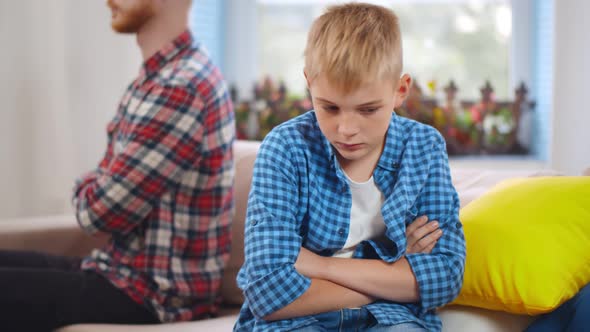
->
[108,0,156,34]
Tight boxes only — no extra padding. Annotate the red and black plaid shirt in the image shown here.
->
[73,30,235,322]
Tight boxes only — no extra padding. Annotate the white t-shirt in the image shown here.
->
[332,173,386,258]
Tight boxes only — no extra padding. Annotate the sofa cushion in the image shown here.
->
[450,168,562,208]
[56,315,238,332]
[58,308,535,332]
[452,176,590,314]
[438,305,534,332]
[0,216,107,257]
[220,140,259,305]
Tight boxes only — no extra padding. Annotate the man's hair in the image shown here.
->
[304,3,403,93]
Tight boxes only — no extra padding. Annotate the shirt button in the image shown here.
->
[338,229,345,235]
[251,220,258,226]
[392,162,399,169]
[456,222,462,229]
[170,297,184,308]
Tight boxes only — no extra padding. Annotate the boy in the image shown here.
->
[235,3,465,331]
[0,0,234,330]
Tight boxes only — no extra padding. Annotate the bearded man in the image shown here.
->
[0,0,235,329]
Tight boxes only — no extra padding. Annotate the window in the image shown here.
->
[190,0,226,70]
[213,0,553,159]
[257,0,513,100]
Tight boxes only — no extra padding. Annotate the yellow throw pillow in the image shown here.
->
[451,176,590,315]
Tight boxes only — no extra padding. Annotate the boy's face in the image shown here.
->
[308,73,411,167]
[106,0,157,34]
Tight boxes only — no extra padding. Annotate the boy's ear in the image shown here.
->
[304,70,310,89]
[394,74,412,108]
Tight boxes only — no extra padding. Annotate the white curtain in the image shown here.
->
[0,1,141,219]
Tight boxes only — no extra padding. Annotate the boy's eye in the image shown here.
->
[360,108,378,114]
[323,105,339,112]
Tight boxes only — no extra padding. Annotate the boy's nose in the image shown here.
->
[337,113,360,137]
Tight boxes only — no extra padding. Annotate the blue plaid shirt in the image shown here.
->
[235,111,466,331]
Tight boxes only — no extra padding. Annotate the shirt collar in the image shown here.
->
[136,29,194,85]
[318,111,404,174]
[376,112,403,172]
[316,113,342,175]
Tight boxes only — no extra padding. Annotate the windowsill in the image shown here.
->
[449,155,548,170]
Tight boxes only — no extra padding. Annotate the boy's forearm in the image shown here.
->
[317,257,420,303]
[263,278,375,321]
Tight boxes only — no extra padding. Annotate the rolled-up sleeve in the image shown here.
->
[239,132,311,319]
[405,133,466,311]
[74,85,204,235]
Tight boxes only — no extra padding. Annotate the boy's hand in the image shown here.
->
[406,215,442,254]
[295,247,326,279]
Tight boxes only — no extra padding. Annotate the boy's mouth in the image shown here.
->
[336,142,364,151]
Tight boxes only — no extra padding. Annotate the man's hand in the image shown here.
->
[406,215,442,254]
[295,247,326,279]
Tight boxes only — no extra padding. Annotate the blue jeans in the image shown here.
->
[525,282,590,332]
[293,307,427,332]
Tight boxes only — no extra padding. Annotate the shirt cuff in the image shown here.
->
[243,264,312,319]
[405,253,456,313]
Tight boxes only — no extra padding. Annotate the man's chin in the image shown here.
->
[111,22,139,34]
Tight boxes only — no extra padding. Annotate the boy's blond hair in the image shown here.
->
[304,3,403,93]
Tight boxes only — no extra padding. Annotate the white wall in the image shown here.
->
[0,1,141,219]
[550,0,590,175]
[0,1,28,219]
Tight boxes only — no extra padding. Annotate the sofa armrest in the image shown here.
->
[0,215,108,257]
